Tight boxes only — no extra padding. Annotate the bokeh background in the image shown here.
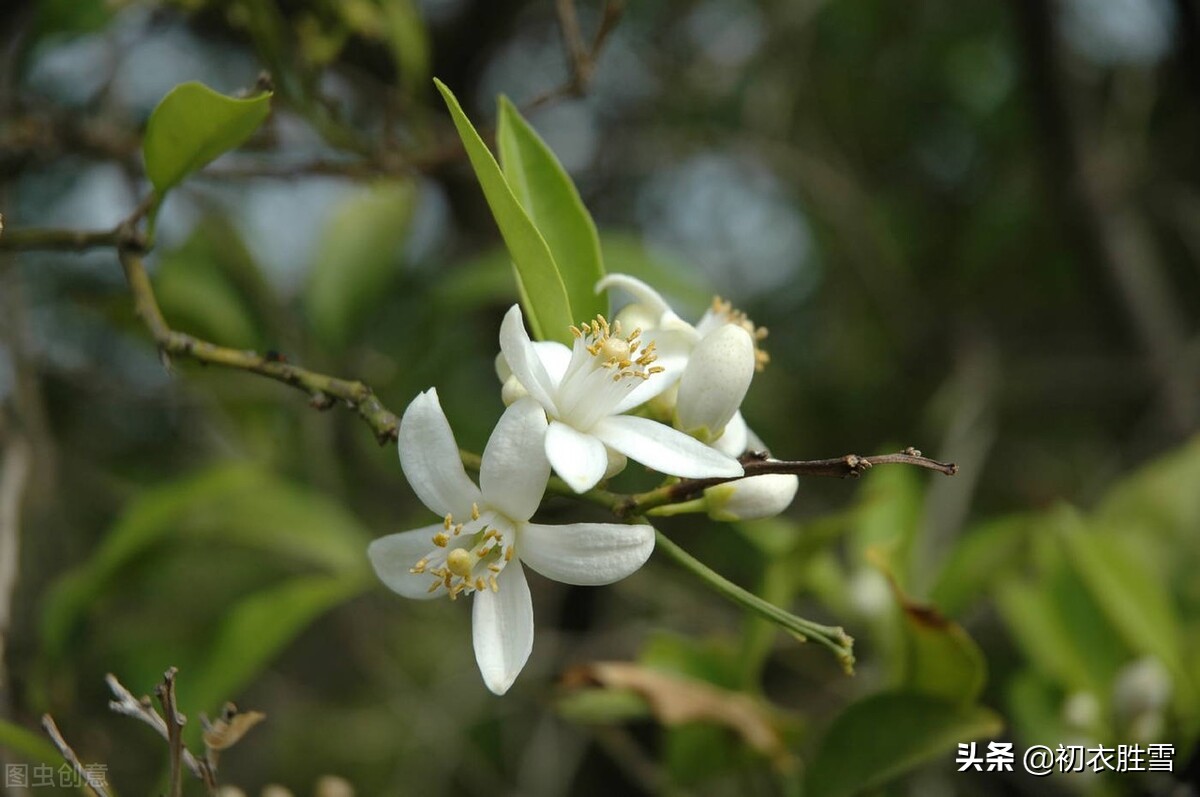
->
[1,0,1198,794]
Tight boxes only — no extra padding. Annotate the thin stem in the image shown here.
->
[116,249,400,444]
[652,528,855,674]
[41,714,111,797]
[154,668,186,797]
[615,448,957,518]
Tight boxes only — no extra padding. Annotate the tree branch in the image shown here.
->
[117,249,400,444]
[40,714,111,797]
[106,672,215,790]
[614,447,957,518]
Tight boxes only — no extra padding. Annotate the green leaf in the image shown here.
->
[0,718,62,768]
[143,81,272,195]
[0,720,102,796]
[433,79,574,343]
[305,182,415,347]
[380,0,430,95]
[899,601,987,705]
[804,692,1003,797]
[497,96,605,323]
[930,514,1034,616]
[41,465,370,661]
[1060,525,1196,711]
[185,574,368,720]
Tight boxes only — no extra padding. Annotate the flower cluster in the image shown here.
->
[369,275,798,693]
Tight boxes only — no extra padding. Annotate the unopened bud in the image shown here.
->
[704,473,797,521]
[501,374,528,405]
[674,324,755,443]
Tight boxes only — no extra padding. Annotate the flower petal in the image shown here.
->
[711,410,749,456]
[612,328,693,414]
[367,525,445,600]
[596,273,674,319]
[592,415,744,479]
[399,389,482,518]
[480,398,551,522]
[545,420,609,493]
[499,305,559,415]
[533,341,573,385]
[674,324,755,442]
[472,559,534,695]
[517,521,655,585]
[596,274,696,336]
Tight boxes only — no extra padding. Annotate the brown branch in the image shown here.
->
[527,0,625,110]
[154,668,186,797]
[614,447,957,518]
[118,248,400,443]
[106,672,215,791]
[40,714,111,797]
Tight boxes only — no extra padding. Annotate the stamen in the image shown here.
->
[432,532,449,547]
[471,503,480,521]
[575,313,661,381]
[489,575,499,592]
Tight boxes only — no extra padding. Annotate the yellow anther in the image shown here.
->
[443,513,453,530]
[488,563,501,573]
[447,549,473,578]
[478,546,493,558]
[471,503,480,521]
[505,545,514,562]
[426,580,441,593]
[489,575,499,592]
[453,523,463,535]
[432,533,449,548]
[475,577,486,592]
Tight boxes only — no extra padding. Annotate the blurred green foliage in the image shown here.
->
[1,0,1198,795]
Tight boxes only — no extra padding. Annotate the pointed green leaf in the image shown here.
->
[434,79,573,343]
[143,82,272,195]
[805,692,1003,797]
[41,465,370,660]
[497,96,605,323]
[306,182,415,347]
[185,574,368,720]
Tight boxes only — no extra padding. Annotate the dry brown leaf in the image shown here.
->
[202,703,267,752]
[561,662,793,769]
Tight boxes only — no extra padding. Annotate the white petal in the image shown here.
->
[711,410,749,456]
[368,526,445,600]
[674,324,756,442]
[612,329,693,414]
[532,341,573,385]
[544,420,609,493]
[499,305,560,415]
[704,473,798,521]
[596,274,675,321]
[472,559,534,695]
[592,415,744,479]
[399,389,482,518]
[518,521,655,585]
[480,398,550,522]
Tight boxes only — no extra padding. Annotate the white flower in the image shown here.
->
[704,472,799,521]
[368,388,655,695]
[498,304,744,493]
[596,274,769,455]
[675,323,756,443]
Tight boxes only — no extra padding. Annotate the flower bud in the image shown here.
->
[704,473,798,521]
[674,324,755,443]
[501,374,528,405]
